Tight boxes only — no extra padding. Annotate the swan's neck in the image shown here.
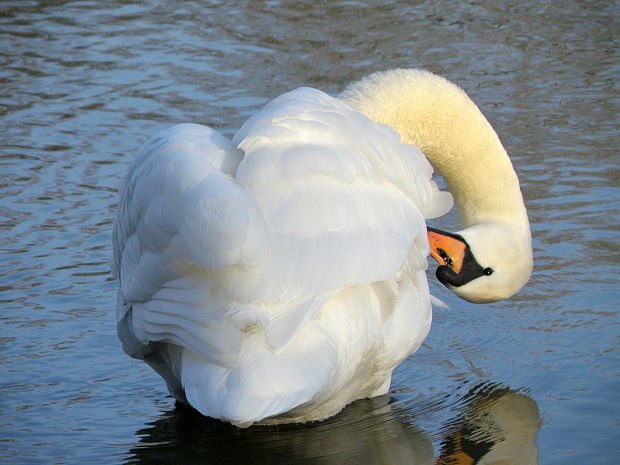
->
[340,69,528,230]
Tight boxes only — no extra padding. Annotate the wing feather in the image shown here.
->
[114,88,453,374]
[228,87,452,304]
[113,123,269,365]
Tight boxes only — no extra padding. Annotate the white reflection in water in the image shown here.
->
[125,383,539,465]
[0,0,617,464]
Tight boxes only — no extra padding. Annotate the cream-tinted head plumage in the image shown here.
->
[342,69,532,303]
[114,69,532,428]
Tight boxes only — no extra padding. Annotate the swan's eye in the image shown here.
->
[483,267,494,276]
[437,248,453,267]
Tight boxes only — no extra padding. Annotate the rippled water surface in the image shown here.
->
[1,1,618,464]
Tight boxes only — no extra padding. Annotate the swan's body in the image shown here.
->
[113,69,532,426]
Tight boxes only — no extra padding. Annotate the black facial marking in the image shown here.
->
[435,243,489,288]
[437,248,454,267]
[428,227,492,288]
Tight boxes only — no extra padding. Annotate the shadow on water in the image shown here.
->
[124,382,540,465]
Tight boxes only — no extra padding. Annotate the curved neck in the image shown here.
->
[340,69,529,230]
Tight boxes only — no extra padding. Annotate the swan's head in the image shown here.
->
[428,223,532,303]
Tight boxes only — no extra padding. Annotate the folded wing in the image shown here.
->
[113,89,453,372]
[113,123,270,365]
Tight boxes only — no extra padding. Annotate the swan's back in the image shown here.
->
[113,87,452,426]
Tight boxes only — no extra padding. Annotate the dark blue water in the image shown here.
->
[1,1,618,463]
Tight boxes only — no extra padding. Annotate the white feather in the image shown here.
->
[114,85,453,426]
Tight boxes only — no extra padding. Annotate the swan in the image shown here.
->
[112,69,532,427]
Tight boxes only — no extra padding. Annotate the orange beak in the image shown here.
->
[427,227,467,274]
[435,430,477,465]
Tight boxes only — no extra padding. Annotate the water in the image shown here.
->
[1,1,618,463]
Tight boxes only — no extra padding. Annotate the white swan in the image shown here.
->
[112,69,532,427]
